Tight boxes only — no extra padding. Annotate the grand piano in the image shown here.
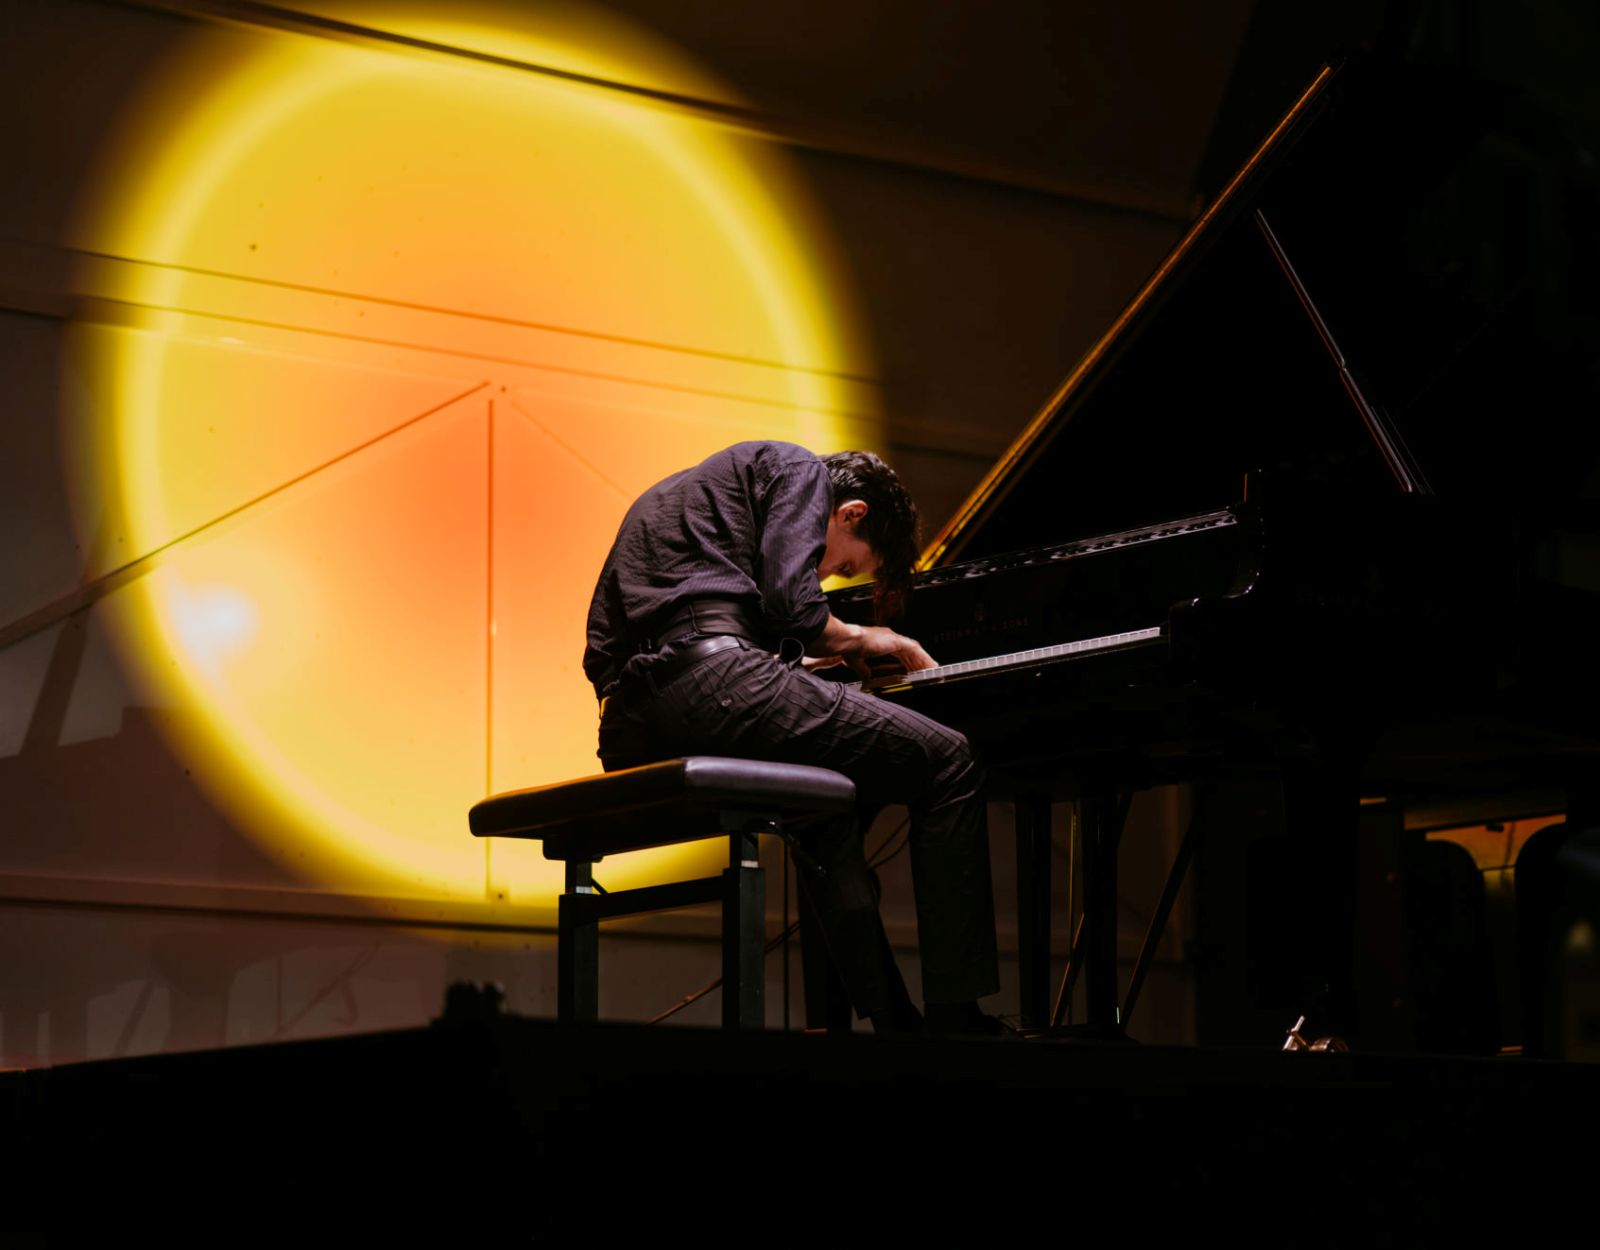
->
[828,55,1600,1051]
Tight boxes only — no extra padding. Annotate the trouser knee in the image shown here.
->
[930,730,983,798]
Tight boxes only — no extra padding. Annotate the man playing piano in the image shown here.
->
[584,441,1002,1035]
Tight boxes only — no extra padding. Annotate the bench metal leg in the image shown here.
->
[559,860,600,1023]
[723,830,765,1029]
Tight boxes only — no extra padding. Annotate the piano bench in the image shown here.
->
[468,757,856,1029]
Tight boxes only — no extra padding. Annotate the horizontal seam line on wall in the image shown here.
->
[0,888,560,935]
[100,0,1196,225]
[0,890,1190,962]
[63,293,878,419]
[58,246,881,385]
[0,889,765,946]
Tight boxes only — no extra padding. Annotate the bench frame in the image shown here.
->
[558,815,773,1028]
[471,757,857,1031]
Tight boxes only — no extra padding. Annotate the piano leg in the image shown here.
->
[1081,793,1131,1032]
[1045,794,1133,1036]
[1273,761,1361,1037]
[1122,804,1204,1029]
[1014,794,1052,1030]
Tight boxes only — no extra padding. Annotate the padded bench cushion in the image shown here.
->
[468,757,856,861]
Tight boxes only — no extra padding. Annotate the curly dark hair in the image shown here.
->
[821,450,920,622]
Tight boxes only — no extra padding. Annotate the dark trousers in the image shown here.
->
[599,644,1000,1013]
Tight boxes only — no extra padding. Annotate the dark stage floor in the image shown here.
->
[3,1016,1595,1241]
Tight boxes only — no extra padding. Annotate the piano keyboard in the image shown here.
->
[855,625,1164,694]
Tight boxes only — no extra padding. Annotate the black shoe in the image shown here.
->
[922,1001,1020,1039]
[868,1003,925,1035]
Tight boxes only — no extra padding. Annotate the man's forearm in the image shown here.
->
[808,613,936,673]
[809,613,866,658]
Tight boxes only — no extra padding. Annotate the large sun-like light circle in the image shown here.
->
[67,9,878,905]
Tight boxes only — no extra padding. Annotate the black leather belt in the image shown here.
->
[640,633,749,694]
[648,597,758,648]
[601,598,763,703]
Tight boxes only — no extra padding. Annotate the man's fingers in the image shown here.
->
[847,626,937,678]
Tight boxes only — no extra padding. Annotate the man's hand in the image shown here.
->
[849,625,936,678]
[810,614,936,679]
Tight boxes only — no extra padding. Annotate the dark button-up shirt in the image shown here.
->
[583,442,833,695]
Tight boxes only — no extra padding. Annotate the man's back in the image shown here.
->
[583,441,832,695]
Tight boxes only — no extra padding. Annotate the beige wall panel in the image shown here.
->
[0,899,868,1067]
[0,314,84,625]
[0,1,195,250]
[0,629,297,889]
[799,150,1185,449]
[0,902,531,1068]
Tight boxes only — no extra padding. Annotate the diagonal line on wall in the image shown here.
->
[18,524,112,755]
[505,396,631,503]
[0,379,490,654]
[133,0,776,127]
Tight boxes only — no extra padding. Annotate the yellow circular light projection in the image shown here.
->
[67,5,878,905]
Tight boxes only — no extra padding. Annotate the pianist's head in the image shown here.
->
[821,450,920,621]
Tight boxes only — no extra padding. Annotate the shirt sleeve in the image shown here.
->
[755,463,832,642]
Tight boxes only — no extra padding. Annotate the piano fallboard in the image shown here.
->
[829,507,1242,668]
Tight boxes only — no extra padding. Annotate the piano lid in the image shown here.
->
[927,55,1600,568]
